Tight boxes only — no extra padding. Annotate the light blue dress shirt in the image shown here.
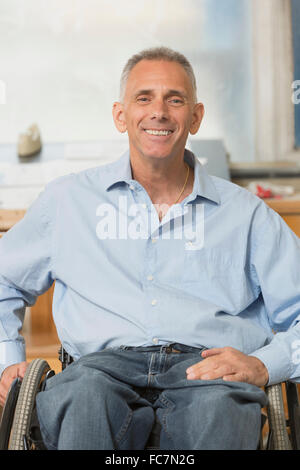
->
[1,149,300,385]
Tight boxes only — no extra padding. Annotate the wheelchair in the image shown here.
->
[1,346,300,450]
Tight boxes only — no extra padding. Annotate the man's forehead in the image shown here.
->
[125,60,193,96]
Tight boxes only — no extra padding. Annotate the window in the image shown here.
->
[251,0,297,162]
[291,0,300,148]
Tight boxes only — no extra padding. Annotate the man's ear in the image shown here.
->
[112,102,127,133]
[189,102,205,135]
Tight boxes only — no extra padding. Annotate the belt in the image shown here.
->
[120,343,205,354]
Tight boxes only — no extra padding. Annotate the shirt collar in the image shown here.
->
[104,148,220,205]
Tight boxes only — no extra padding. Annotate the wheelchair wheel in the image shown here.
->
[8,359,52,450]
[265,384,291,450]
[0,378,22,450]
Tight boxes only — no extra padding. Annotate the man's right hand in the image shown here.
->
[0,362,29,408]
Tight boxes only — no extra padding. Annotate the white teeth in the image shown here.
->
[144,129,172,136]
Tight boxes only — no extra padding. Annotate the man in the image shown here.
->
[0,47,300,450]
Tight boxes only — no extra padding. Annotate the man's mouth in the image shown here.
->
[143,129,174,136]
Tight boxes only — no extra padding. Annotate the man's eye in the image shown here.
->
[137,97,149,102]
[169,98,184,105]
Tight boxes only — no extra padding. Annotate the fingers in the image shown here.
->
[186,347,230,380]
[185,347,268,387]
[17,362,29,379]
[186,360,234,381]
[186,347,246,381]
[0,361,29,407]
[201,348,223,358]
[0,382,9,407]
[223,374,239,382]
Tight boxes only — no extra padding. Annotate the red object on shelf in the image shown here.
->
[256,185,273,199]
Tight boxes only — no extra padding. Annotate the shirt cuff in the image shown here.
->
[0,340,26,377]
[249,343,293,386]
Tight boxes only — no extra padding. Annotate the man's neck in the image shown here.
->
[130,154,194,220]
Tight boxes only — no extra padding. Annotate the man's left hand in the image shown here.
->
[186,347,269,387]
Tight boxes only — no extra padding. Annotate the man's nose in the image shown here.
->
[150,99,169,120]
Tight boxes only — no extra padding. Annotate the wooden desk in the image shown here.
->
[265,198,300,237]
[0,209,25,237]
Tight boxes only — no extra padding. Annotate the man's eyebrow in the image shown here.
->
[133,89,188,99]
[133,89,153,97]
[167,89,188,99]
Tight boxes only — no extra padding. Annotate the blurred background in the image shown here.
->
[0,0,254,158]
[0,0,299,165]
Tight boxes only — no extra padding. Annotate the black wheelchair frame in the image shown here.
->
[1,346,300,450]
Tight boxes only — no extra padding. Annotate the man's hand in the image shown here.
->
[0,362,29,408]
[186,347,269,387]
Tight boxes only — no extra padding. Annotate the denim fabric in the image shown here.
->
[36,344,267,450]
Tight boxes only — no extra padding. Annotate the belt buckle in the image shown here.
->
[171,348,181,353]
[165,346,180,354]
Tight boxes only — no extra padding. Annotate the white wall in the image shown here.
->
[0,0,254,161]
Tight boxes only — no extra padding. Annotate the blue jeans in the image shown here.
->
[36,343,267,450]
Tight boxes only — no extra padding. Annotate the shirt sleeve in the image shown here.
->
[0,184,55,376]
[249,201,300,385]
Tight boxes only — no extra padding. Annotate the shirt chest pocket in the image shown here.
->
[181,250,246,310]
[182,249,232,280]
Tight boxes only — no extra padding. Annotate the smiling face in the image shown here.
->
[113,60,204,164]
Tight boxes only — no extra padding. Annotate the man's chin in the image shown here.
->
[129,141,185,162]
[139,145,179,160]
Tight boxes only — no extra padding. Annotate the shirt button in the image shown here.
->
[152,337,159,344]
[129,185,135,190]
[141,203,147,209]
[147,275,154,281]
[151,299,157,306]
